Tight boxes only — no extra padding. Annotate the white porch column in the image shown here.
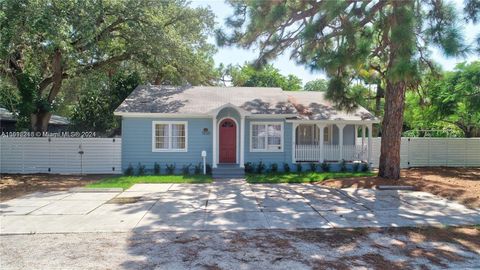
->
[317,124,325,162]
[240,116,245,168]
[336,124,346,161]
[361,125,366,147]
[212,117,217,168]
[292,123,298,163]
[354,125,358,146]
[367,124,373,165]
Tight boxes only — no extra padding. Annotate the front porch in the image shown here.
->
[292,122,373,163]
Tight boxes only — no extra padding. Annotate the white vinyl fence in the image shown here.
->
[0,137,121,174]
[366,137,480,168]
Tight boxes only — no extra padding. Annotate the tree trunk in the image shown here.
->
[30,49,63,133]
[31,111,52,133]
[378,80,406,179]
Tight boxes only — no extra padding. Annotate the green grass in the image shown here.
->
[86,174,212,189]
[246,171,375,184]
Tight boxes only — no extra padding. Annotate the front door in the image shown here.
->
[219,118,236,163]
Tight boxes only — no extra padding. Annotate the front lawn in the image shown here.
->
[86,175,212,189]
[246,171,375,184]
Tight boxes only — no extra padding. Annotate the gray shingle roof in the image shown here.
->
[114,85,377,121]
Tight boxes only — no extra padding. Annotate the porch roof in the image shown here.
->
[286,92,377,121]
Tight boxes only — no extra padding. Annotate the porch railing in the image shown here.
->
[294,144,367,162]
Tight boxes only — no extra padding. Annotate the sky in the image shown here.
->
[190,0,479,85]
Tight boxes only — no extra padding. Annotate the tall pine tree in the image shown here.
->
[217,0,471,179]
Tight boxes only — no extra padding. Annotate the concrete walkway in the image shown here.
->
[1,180,479,234]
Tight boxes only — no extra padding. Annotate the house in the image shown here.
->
[114,85,379,176]
[0,107,70,133]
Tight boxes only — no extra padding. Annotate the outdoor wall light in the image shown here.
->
[202,128,210,135]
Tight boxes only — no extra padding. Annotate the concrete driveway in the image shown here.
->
[1,180,479,234]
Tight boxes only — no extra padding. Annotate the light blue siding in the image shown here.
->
[121,116,358,173]
[122,117,213,173]
[244,119,292,167]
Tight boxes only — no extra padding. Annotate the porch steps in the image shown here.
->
[212,165,245,179]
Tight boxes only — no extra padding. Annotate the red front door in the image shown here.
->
[219,118,236,163]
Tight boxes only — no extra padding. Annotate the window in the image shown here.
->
[251,122,283,151]
[152,121,187,152]
[295,124,331,145]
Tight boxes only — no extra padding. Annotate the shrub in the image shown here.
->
[309,163,317,172]
[244,162,255,173]
[182,164,192,175]
[194,163,202,175]
[137,163,145,176]
[296,163,302,173]
[206,163,212,175]
[340,159,347,172]
[125,163,134,176]
[352,162,360,172]
[166,163,176,175]
[270,163,278,173]
[283,163,290,173]
[320,161,330,172]
[361,162,370,172]
[153,162,161,175]
[256,161,266,174]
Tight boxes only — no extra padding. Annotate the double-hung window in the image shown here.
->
[152,121,187,152]
[251,122,283,152]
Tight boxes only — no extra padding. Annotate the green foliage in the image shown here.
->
[228,64,302,91]
[256,161,266,174]
[304,79,328,92]
[154,162,161,175]
[194,163,202,175]
[320,161,330,172]
[125,164,134,176]
[182,164,192,175]
[218,0,471,178]
[1,0,216,131]
[339,160,347,172]
[246,172,376,184]
[283,163,290,173]
[296,163,302,173]
[206,164,212,175]
[404,62,480,137]
[352,163,360,172]
[269,163,278,173]
[136,163,145,176]
[309,163,317,172]
[361,162,370,172]
[166,164,176,175]
[87,175,212,189]
[69,71,141,133]
[244,162,255,173]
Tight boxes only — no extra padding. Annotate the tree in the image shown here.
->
[0,0,215,132]
[428,62,480,137]
[217,0,470,179]
[304,79,328,92]
[70,70,141,134]
[228,64,302,90]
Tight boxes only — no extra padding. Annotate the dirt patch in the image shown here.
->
[2,226,478,270]
[0,174,108,202]
[318,167,480,208]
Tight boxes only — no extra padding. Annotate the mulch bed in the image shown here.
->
[0,174,108,202]
[318,167,480,208]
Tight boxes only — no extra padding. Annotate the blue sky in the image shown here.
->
[191,0,479,85]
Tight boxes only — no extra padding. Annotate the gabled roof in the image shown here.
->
[286,92,376,121]
[114,85,377,121]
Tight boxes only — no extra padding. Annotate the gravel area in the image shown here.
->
[1,227,479,270]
